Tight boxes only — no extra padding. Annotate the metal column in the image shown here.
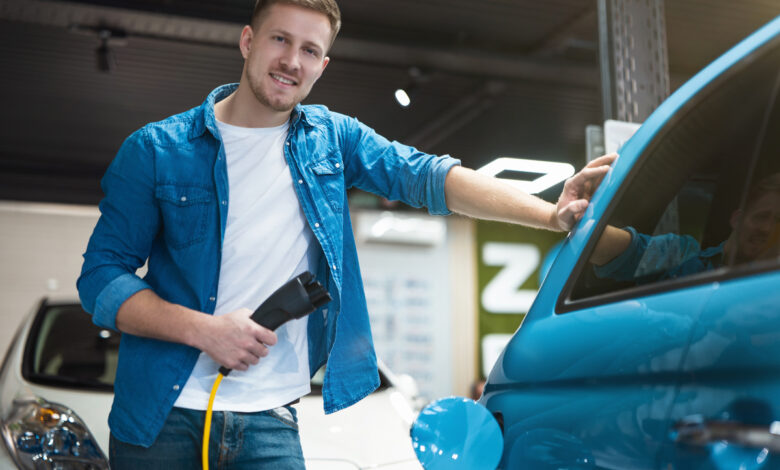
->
[598,0,670,122]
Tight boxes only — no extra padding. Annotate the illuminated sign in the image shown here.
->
[477,158,575,194]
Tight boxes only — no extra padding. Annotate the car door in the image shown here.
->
[660,44,780,470]
[663,270,780,470]
[482,15,780,470]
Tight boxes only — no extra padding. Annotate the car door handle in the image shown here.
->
[673,415,780,452]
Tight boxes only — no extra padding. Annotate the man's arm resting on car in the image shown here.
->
[444,153,617,231]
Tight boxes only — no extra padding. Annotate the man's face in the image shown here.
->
[733,191,780,261]
[241,3,331,113]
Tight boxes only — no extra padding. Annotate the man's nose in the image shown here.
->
[279,48,300,71]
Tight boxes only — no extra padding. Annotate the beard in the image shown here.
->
[246,66,308,113]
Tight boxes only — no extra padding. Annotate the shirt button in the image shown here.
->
[335,163,340,168]
[173,384,180,391]
[314,223,320,228]
[286,142,290,146]
[298,179,304,184]
[209,296,216,302]
[221,200,227,205]
[332,264,337,270]
[180,196,187,202]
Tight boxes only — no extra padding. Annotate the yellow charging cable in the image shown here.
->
[198,272,330,469]
[202,373,224,470]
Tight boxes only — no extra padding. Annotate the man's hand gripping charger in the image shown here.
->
[203,271,331,470]
[218,271,331,376]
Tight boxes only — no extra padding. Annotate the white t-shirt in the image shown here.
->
[173,118,317,412]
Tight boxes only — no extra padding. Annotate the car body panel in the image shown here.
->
[486,281,716,469]
[481,13,780,470]
[662,270,780,469]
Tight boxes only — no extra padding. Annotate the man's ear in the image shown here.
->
[239,25,254,60]
[315,56,330,79]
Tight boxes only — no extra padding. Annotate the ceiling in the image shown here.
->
[1,0,778,204]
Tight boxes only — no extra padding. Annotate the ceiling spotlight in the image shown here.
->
[394,87,412,107]
[394,67,426,108]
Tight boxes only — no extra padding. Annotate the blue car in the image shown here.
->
[413,14,780,470]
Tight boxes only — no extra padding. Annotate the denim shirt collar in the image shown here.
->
[190,83,317,140]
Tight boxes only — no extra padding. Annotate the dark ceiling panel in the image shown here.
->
[0,0,778,205]
[1,20,242,166]
[339,0,595,52]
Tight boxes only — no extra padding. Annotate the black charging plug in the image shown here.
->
[218,271,331,376]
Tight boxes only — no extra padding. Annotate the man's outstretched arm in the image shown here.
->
[444,153,617,231]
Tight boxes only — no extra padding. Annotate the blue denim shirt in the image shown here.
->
[77,83,460,447]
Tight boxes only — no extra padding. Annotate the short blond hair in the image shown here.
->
[251,0,341,50]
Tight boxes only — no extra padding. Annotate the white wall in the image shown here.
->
[353,210,477,399]
[0,201,99,352]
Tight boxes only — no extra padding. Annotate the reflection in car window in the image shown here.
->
[731,63,780,268]
[729,173,780,267]
[25,304,120,390]
[569,38,780,302]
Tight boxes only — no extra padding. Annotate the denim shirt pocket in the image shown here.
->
[154,185,214,249]
[310,157,345,214]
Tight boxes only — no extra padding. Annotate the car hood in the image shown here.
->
[298,388,422,470]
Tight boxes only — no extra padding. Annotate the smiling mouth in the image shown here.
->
[270,73,297,86]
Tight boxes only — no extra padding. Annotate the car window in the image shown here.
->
[23,303,119,391]
[565,36,780,306]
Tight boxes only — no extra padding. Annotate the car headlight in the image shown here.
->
[1,398,108,469]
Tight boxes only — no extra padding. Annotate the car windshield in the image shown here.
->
[23,302,119,391]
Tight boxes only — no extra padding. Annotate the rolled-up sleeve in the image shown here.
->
[77,128,160,330]
[340,116,460,215]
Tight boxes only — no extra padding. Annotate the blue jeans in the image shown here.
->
[109,406,305,469]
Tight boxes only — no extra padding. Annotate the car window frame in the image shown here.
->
[555,32,780,315]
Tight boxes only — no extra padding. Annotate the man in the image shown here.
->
[589,173,780,283]
[77,0,616,467]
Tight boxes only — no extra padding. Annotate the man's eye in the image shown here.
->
[272,36,285,43]
[304,48,319,57]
